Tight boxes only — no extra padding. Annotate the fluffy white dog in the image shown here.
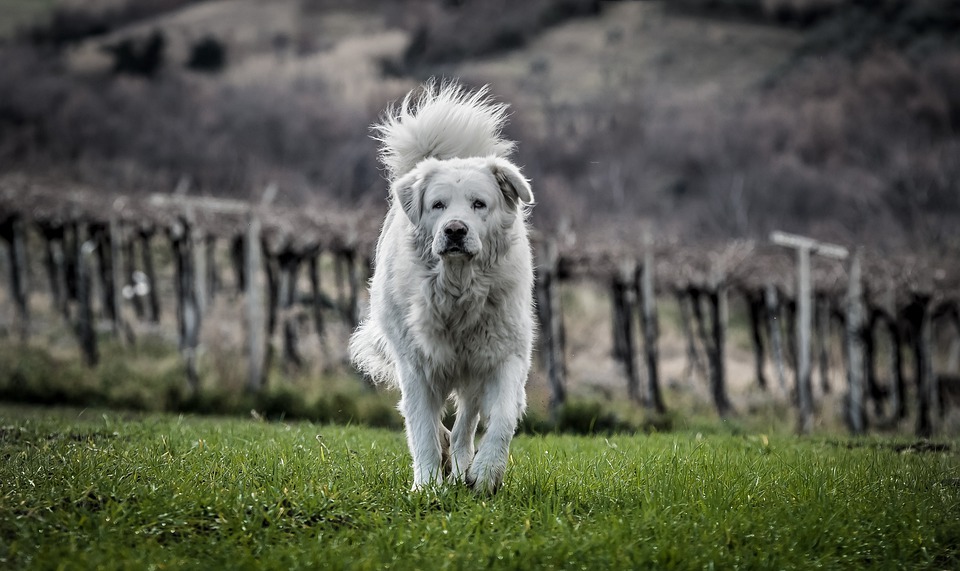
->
[349,80,535,494]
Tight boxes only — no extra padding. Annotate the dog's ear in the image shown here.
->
[391,160,437,224]
[489,158,533,208]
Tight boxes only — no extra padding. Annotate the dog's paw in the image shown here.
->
[465,463,504,496]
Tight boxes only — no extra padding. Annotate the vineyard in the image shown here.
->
[2,175,958,437]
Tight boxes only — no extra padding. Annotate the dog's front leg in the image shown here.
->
[467,357,528,495]
[449,392,480,482]
[398,366,446,491]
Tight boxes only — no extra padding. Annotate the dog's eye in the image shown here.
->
[432,201,445,210]
[472,199,487,210]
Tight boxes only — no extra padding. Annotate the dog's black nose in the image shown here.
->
[444,220,468,241]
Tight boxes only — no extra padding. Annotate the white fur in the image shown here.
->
[350,80,534,494]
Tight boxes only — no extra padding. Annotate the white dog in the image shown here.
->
[349,80,535,494]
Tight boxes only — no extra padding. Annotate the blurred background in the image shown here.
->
[3,0,958,245]
[1,0,959,435]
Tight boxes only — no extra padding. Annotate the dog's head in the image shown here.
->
[391,156,533,262]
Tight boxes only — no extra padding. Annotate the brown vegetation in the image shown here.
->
[0,0,958,250]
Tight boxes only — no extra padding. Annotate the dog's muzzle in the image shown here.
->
[437,220,474,257]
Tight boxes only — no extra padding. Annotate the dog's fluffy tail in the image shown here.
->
[372,79,516,181]
[348,318,398,387]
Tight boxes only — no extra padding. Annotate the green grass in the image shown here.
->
[2,405,958,570]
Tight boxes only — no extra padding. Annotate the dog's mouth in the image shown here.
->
[439,244,475,259]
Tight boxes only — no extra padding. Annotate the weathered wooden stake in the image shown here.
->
[692,285,732,417]
[308,254,326,340]
[772,231,848,434]
[612,263,642,404]
[75,229,98,366]
[139,228,161,323]
[903,294,935,437]
[205,235,218,305]
[746,291,768,390]
[169,218,201,392]
[676,290,707,386]
[245,213,266,393]
[1,215,30,341]
[864,308,885,417]
[278,252,303,370]
[344,249,360,328]
[231,234,246,294]
[535,239,567,414]
[764,283,788,394]
[815,294,831,395]
[707,287,732,417]
[39,222,70,321]
[638,233,665,413]
[109,215,129,344]
[91,223,114,323]
[334,252,347,319]
[796,245,813,432]
[946,307,960,376]
[64,220,80,303]
[122,227,144,320]
[845,250,865,435]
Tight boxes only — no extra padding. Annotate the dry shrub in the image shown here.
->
[0,46,381,205]
[501,40,960,248]
[25,0,205,46]
[395,0,600,69]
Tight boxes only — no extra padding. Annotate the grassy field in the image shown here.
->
[1,404,958,570]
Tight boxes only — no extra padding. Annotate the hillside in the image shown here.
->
[0,0,958,248]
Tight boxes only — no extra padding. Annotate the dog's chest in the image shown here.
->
[415,278,511,371]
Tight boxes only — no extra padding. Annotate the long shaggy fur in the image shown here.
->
[371,80,516,181]
[349,79,535,494]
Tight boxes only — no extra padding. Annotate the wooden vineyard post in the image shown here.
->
[150,188,278,392]
[1,215,30,341]
[746,290,768,391]
[345,249,360,329]
[109,214,130,344]
[169,218,201,392]
[691,282,732,418]
[845,249,865,435]
[278,252,303,370]
[334,252,347,321]
[771,231,848,434]
[535,238,566,414]
[901,294,935,437]
[707,285,732,418]
[204,235,218,307]
[263,254,279,376]
[764,283,788,394]
[886,290,906,423]
[863,307,882,417]
[638,232,665,413]
[230,235,245,295]
[122,226,144,320]
[307,253,326,341]
[39,222,71,321]
[75,227,98,366]
[676,289,707,386]
[815,294,831,394]
[612,262,642,404]
[245,211,265,393]
[797,243,813,432]
[193,230,207,317]
[139,227,161,323]
[91,223,116,326]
